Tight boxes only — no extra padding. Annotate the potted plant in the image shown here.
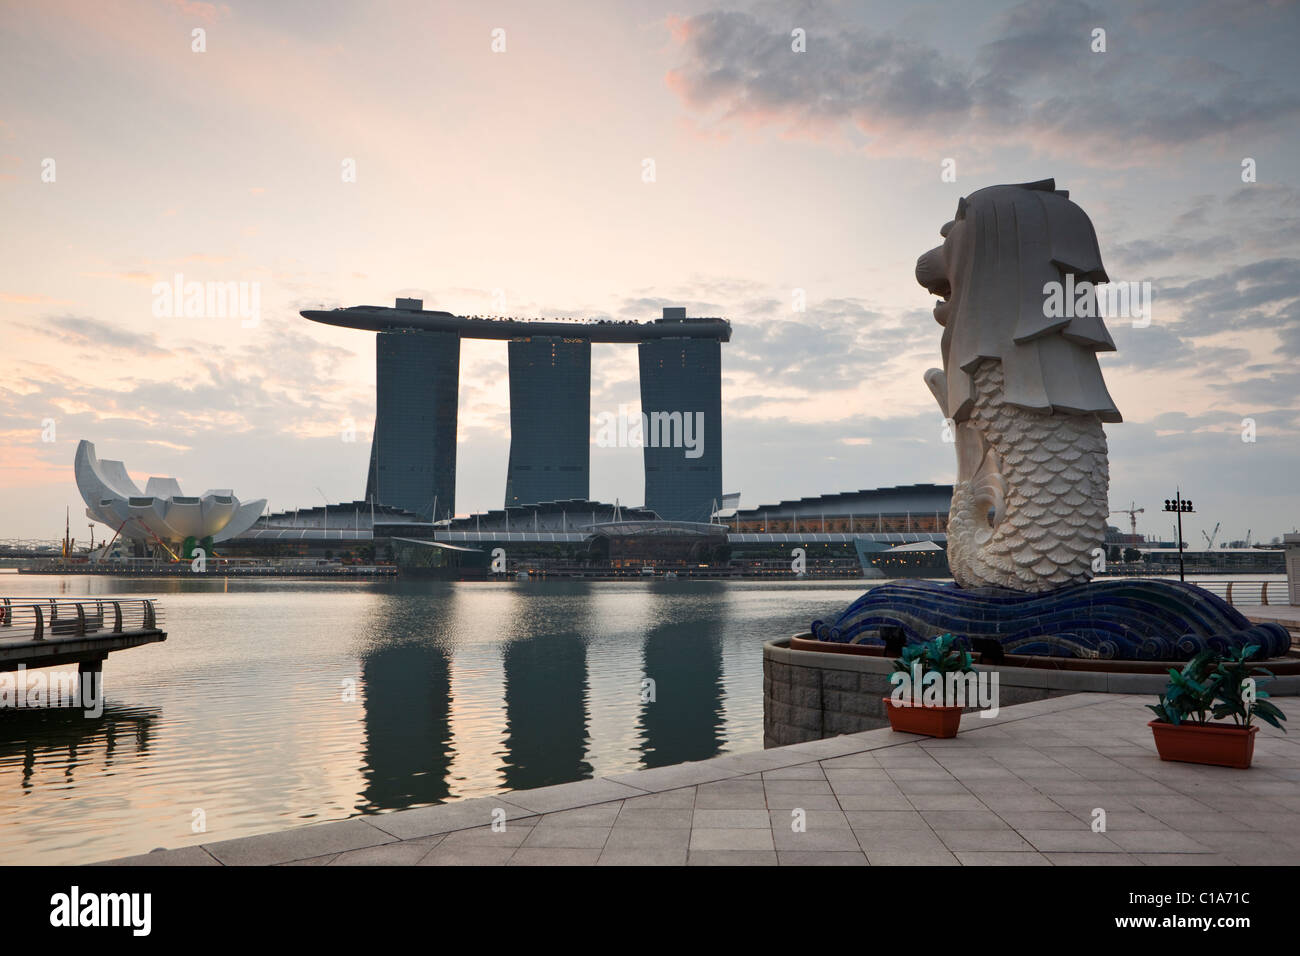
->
[883,633,976,738]
[1147,644,1287,769]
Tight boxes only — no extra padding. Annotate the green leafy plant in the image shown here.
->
[1148,644,1287,731]
[892,633,975,706]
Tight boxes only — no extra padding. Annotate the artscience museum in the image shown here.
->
[74,439,265,551]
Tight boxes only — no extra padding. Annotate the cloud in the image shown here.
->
[163,0,231,25]
[665,1,1300,162]
[41,316,169,356]
[1158,258,1300,345]
[0,292,69,304]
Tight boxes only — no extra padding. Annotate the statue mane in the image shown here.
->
[942,178,1122,424]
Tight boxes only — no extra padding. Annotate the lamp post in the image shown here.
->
[1163,490,1195,582]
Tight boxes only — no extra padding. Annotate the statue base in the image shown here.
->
[810,579,1291,661]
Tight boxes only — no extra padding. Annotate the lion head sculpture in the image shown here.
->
[915,178,1122,425]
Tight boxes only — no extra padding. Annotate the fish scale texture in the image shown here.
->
[949,360,1109,592]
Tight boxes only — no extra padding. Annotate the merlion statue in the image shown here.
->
[915,179,1121,592]
[810,178,1290,659]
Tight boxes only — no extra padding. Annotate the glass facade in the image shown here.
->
[638,337,723,522]
[366,329,459,521]
[505,336,591,507]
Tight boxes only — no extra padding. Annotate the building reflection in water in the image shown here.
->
[637,582,726,767]
[500,584,594,790]
[356,584,454,812]
[353,579,732,805]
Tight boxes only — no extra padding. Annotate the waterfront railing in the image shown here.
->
[0,597,164,642]
[1192,580,1288,606]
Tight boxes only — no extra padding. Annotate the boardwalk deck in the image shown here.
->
[0,597,166,678]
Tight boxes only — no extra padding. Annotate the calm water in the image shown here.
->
[0,574,868,864]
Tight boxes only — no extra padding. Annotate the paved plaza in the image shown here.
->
[99,693,1300,867]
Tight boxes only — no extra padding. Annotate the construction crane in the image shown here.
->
[1201,522,1221,550]
[1109,501,1144,539]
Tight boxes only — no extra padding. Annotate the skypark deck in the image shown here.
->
[301,305,732,342]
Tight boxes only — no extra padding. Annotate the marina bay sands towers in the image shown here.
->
[301,301,730,523]
[505,334,591,509]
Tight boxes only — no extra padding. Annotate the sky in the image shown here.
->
[1,0,1298,546]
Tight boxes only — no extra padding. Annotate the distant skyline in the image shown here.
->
[2,0,1298,544]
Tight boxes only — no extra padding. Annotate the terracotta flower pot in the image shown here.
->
[1148,720,1259,769]
[882,697,963,738]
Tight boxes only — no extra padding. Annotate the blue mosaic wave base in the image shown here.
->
[810,579,1291,661]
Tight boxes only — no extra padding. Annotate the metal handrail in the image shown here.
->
[1184,580,1285,606]
[0,597,163,642]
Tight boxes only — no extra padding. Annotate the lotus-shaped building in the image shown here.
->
[75,440,265,545]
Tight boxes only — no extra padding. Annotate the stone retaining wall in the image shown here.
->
[763,637,1300,747]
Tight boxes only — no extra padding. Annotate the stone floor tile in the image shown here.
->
[1226,811,1300,831]
[843,810,930,830]
[773,828,862,851]
[853,828,945,852]
[509,848,603,866]
[1017,829,1123,853]
[419,845,516,866]
[204,818,394,866]
[762,765,828,781]
[833,792,915,811]
[818,754,883,769]
[993,811,1084,830]
[597,847,687,866]
[535,804,623,828]
[768,809,850,830]
[936,829,1033,852]
[441,824,534,847]
[506,779,646,814]
[777,850,869,866]
[693,790,769,809]
[614,807,694,828]
[905,793,988,811]
[689,828,775,851]
[368,798,536,841]
[1105,829,1216,853]
[603,827,690,850]
[1144,811,1254,831]
[765,793,843,810]
[279,854,338,866]
[692,809,772,829]
[606,761,739,792]
[688,850,778,866]
[762,780,834,795]
[865,847,959,865]
[1130,795,1215,814]
[1134,853,1237,866]
[1044,852,1140,865]
[94,845,221,867]
[329,843,435,865]
[825,777,907,796]
[920,810,1008,830]
[521,825,612,849]
[696,778,766,795]
[885,767,957,781]
[620,788,697,810]
[895,779,972,795]
[954,851,1051,865]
